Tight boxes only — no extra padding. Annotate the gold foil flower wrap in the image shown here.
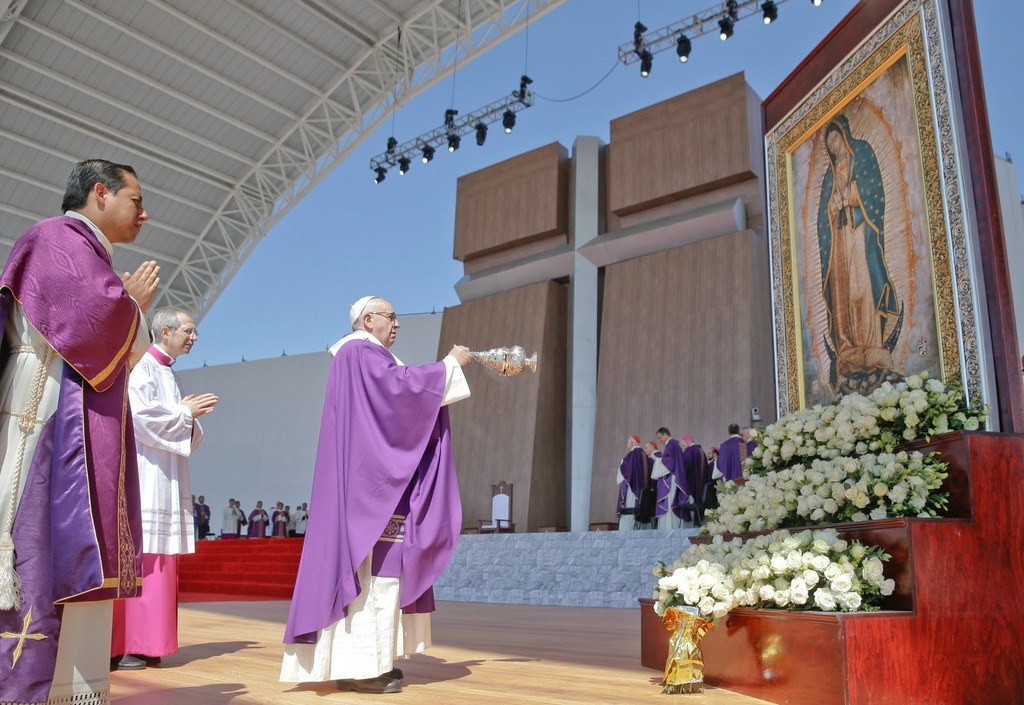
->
[662,606,714,695]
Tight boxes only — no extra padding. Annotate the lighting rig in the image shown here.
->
[370,76,535,182]
[621,0,816,76]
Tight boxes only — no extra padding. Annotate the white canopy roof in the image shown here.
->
[0,0,564,317]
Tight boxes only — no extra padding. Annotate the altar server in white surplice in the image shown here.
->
[111,307,219,670]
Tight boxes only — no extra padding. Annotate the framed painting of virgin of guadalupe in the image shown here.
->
[764,0,998,416]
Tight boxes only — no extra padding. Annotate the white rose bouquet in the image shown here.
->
[704,450,949,535]
[653,528,895,619]
[747,373,985,476]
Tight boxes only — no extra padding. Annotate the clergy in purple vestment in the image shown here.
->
[281,296,472,695]
[248,501,270,538]
[646,442,673,523]
[0,159,158,704]
[271,501,290,538]
[656,427,690,518]
[680,436,710,523]
[616,436,651,529]
[196,495,211,539]
[716,423,749,482]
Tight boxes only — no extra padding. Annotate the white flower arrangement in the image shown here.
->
[653,528,894,619]
[703,450,948,535]
[747,372,985,476]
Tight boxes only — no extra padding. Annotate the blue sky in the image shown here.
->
[177,0,1023,369]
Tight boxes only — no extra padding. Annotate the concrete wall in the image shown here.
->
[438,281,569,532]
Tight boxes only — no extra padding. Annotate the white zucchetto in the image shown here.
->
[348,295,378,329]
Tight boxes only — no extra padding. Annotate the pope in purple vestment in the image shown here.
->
[282,296,471,693]
[0,159,156,704]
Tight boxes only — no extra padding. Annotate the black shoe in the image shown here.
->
[115,655,146,671]
[336,676,402,694]
[382,667,403,680]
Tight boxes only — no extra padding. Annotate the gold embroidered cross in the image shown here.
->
[1,606,48,667]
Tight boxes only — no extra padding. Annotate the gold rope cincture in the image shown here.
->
[0,344,54,611]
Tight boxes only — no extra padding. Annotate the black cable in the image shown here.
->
[523,2,530,76]
[533,59,620,103]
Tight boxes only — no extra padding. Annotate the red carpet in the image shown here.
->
[178,537,303,602]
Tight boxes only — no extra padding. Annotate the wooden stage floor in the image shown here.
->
[110,600,773,705]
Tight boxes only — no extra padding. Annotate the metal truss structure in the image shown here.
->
[0,0,566,319]
[370,82,534,177]
[617,0,792,66]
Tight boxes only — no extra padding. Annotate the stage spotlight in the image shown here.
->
[762,1,778,24]
[421,144,435,163]
[444,108,458,129]
[374,166,386,184]
[811,0,822,5]
[447,133,461,152]
[640,50,653,77]
[503,109,516,133]
[633,21,647,51]
[398,157,410,175]
[475,122,488,146]
[676,34,692,62]
[386,136,397,153]
[518,74,533,101]
[726,0,739,19]
[719,16,734,40]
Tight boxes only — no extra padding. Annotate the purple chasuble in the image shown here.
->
[660,438,688,500]
[616,447,648,514]
[650,452,672,517]
[283,339,461,644]
[0,216,143,703]
[681,444,710,505]
[717,436,747,482]
[248,510,268,538]
[271,510,290,537]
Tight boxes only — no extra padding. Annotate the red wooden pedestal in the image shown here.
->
[640,432,1024,704]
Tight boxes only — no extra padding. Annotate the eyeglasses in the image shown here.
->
[177,327,199,338]
[368,311,398,323]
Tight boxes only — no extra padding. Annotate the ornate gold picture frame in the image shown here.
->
[765,0,981,415]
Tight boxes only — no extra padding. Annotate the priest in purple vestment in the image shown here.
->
[616,436,652,530]
[0,159,158,704]
[656,427,690,525]
[248,501,270,538]
[646,441,672,525]
[716,424,749,482]
[281,295,471,695]
[271,501,289,538]
[680,436,710,525]
[195,495,211,539]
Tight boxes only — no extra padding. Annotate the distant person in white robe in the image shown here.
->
[223,499,243,539]
[111,307,218,670]
[293,503,309,537]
